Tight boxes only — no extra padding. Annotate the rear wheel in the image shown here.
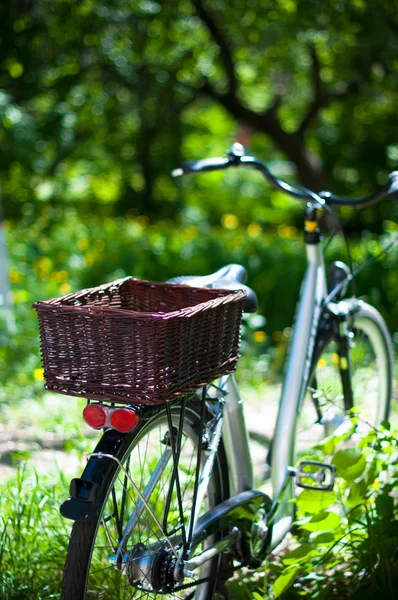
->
[296,301,393,458]
[61,401,229,600]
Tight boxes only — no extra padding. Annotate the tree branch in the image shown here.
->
[297,44,325,136]
[201,80,287,142]
[191,0,238,96]
[192,1,286,135]
[189,4,327,190]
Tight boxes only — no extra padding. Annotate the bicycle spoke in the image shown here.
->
[111,486,123,542]
[164,401,188,542]
[186,387,206,550]
[63,403,224,599]
[120,455,131,529]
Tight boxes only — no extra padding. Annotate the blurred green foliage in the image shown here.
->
[0,0,397,390]
[1,208,396,396]
[1,0,397,219]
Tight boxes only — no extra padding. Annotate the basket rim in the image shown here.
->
[32,276,248,319]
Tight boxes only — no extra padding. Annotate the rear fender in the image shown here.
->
[60,428,132,521]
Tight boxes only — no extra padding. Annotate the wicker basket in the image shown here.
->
[33,277,247,405]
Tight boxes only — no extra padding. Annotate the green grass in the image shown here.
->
[0,374,397,599]
[0,467,70,600]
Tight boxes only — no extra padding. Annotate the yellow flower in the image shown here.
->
[221,214,239,230]
[9,269,21,283]
[253,331,267,343]
[78,238,89,251]
[247,223,261,238]
[278,224,298,239]
[52,270,68,283]
[85,255,95,267]
[34,368,44,380]
[36,256,53,273]
[59,283,72,295]
[183,225,199,240]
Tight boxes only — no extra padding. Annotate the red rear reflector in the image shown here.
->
[83,404,107,429]
[110,408,139,433]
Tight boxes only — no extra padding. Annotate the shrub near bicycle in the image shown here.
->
[34,144,397,599]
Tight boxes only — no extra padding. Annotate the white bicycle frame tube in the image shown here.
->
[270,242,327,547]
[219,374,254,495]
[219,241,327,549]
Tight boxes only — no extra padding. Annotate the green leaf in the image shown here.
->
[282,543,316,565]
[317,437,336,456]
[346,480,367,508]
[274,566,300,598]
[309,531,337,545]
[332,448,367,481]
[357,430,377,449]
[317,421,356,455]
[300,510,342,532]
[363,462,378,488]
[375,493,394,519]
[296,489,336,514]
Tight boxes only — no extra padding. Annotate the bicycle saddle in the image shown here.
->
[167,263,258,313]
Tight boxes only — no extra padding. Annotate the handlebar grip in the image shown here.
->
[387,171,398,200]
[172,157,230,177]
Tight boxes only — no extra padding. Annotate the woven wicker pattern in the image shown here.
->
[33,277,247,405]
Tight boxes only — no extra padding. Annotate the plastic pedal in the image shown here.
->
[296,460,336,491]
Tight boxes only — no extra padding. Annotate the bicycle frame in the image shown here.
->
[270,239,327,546]
[219,215,328,550]
[175,222,329,557]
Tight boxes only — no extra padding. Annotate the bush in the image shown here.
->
[2,207,396,401]
[264,420,398,599]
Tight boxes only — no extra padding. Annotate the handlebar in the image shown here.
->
[172,143,398,208]
[171,157,231,177]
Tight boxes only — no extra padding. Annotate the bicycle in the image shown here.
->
[34,143,397,599]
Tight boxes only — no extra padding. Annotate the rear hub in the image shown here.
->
[126,543,176,593]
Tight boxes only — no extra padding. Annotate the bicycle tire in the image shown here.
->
[295,300,393,458]
[61,400,229,600]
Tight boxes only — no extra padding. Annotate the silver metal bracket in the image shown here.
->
[183,527,241,576]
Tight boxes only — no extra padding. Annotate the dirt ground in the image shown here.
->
[1,379,396,484]
[0,387,279,483]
